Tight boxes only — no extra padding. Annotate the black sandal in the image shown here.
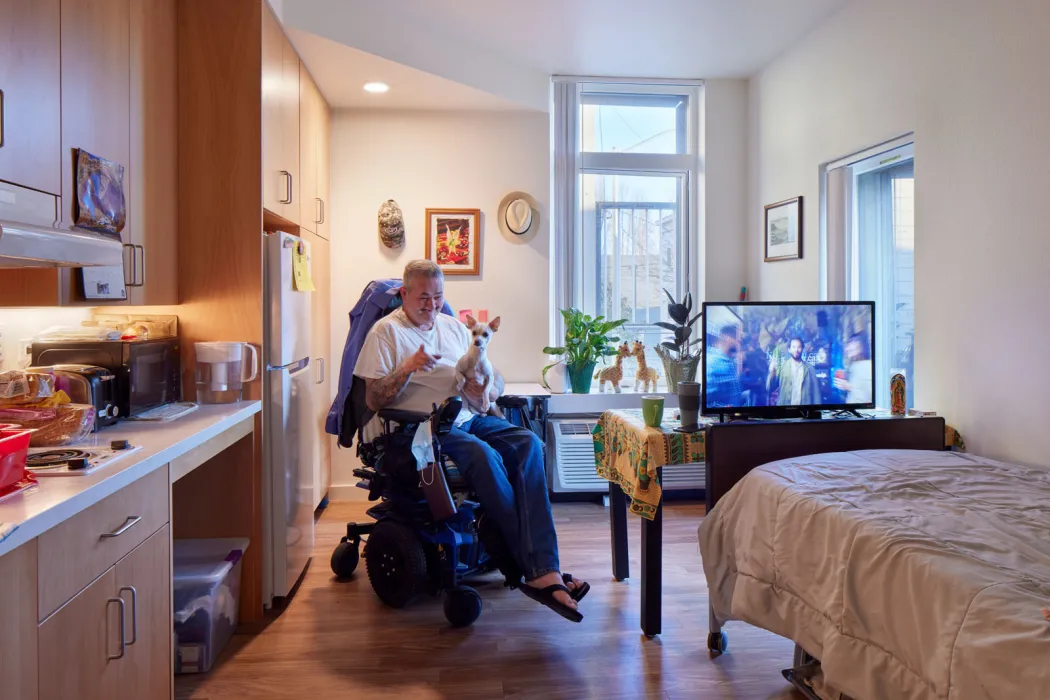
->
[563,573,590,603]
[520,583,583,623]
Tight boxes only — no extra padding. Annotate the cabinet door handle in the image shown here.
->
[315,357,325,385]
[134,245,145,286]
[107,596,127,660]
[0,89,5,148]
[100,515,141,539]
[120,586,138,646]
[315,197,322,225]
[279,171,292,204]
[122,243,135,286]
[320,198,325,225]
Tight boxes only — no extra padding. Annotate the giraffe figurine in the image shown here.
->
[594,342,631,393]
[631,341,660,392]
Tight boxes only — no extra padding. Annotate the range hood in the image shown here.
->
[0,220,124,268]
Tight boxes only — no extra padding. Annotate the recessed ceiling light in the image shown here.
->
[363,82,389,94]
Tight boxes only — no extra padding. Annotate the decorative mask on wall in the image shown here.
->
[378,199,405,249]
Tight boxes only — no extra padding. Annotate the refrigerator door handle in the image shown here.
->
[315,357,324,385]
[268,357,309,373]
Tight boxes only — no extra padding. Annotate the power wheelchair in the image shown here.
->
[330,381,536,628]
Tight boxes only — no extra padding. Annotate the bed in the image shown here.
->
[699,448,1050,700]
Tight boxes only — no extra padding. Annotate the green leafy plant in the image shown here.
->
[654,289,702,361]
[541,308,626,390]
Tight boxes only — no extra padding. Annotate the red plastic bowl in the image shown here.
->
[0,429,32,492]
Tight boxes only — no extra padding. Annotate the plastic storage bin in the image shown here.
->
[173,537,249,674]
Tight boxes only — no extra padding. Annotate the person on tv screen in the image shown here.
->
[767,337,822,406]
[833,333,873,404]
[740,334,770,406]
[706,324,742,407]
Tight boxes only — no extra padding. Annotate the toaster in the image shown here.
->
[45,365,120,430]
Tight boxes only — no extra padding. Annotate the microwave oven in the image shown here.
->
[31,337,181,418]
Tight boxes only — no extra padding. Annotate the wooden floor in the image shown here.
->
[176,500,803,700]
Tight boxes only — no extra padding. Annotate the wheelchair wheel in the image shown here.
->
[331,537,360,579]
[365,520,428,608]
[444,585,482,628]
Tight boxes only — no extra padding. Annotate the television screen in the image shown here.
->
[702,301,875,414]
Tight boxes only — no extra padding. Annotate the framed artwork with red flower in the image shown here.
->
[425,208,480,276]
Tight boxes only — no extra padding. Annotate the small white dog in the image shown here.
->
[455,315,503,416]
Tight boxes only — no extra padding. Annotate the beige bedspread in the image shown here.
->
[699,449,1050,700]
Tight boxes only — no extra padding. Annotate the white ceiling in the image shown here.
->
[287,29,522,111]
[282,0,851,111]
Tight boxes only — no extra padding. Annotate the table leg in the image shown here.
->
[640,471,662,637]
[609,482,630,581]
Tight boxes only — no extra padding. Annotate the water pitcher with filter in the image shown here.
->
[194,341,259,404]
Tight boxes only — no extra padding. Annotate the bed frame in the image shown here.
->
[702,415,946,672]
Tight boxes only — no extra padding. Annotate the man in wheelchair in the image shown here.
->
[351,260,588,622]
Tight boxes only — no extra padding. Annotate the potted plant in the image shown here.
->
[542,308,626,394]
[653,289,703,390]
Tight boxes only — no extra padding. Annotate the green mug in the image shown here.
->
[641,395,664,428]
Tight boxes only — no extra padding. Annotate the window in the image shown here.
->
[553,80,701,390]
[823,138,915,408]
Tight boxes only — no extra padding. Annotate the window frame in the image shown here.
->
[553,80,702,388]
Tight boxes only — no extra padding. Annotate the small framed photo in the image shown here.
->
[425,208,481,276]
[764,196,803,262]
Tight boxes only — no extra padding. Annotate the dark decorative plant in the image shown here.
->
[655,289,702,361]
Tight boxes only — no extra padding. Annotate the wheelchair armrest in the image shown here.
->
[377,408,430,425]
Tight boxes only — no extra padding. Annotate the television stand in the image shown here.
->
[829,409,865,419]
[718,407,824,423]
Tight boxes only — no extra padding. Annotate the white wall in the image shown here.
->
[702,79,749,302]
[748,0,1050,464]
[328,109,550,496]
[0,309,93,370]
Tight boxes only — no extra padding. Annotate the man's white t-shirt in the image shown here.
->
[354,307,472,439]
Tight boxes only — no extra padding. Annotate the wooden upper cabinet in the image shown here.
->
[0,0,62,196]
[300,64,331,239]
[60,0,132,235]
[261,5,299,226]
[317,87,330,241]
[299,63,319,234]
[128,0,178,305]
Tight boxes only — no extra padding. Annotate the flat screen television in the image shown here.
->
[701,301,875,417]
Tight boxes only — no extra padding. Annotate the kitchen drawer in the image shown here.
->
[38,466,169,621]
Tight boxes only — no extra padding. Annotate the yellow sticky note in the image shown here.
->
[292,242,315,292]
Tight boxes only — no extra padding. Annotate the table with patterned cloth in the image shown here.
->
[592,408,965,637]
[592,408,713,520]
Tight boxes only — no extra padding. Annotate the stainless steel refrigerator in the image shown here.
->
[263,231,316,603]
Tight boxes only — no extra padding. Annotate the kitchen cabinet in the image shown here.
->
[299,64,330,239]
[262,4,300,226]
[127,0,178,305]
[60,0,131,233]
[305,228,332,505]
[0,0,62,196]
[38,567,121,699]
[114,525,172,700]
[0,541,38,700]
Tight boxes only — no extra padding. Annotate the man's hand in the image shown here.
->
[365,345,441,413]
[403,344,441,374]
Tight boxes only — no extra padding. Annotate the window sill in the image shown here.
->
[548,389,679,416]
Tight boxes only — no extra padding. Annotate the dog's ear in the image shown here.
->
[465,314,477,329]
[489,316,501,332]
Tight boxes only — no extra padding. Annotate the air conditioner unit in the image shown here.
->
[545,418,706,494]
[546,418,608,493]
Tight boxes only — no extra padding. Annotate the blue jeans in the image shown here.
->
[440,415,558,581]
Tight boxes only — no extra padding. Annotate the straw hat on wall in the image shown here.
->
[497,191,540,237]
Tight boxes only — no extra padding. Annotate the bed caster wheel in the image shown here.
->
[707,631,728,655]
[331,537,360,579]
[444,586,482,628]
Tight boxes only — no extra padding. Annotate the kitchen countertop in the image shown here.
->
[0,400,261,557]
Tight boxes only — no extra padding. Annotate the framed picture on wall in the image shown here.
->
[425,208,481,275]
[764,196,803,262]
